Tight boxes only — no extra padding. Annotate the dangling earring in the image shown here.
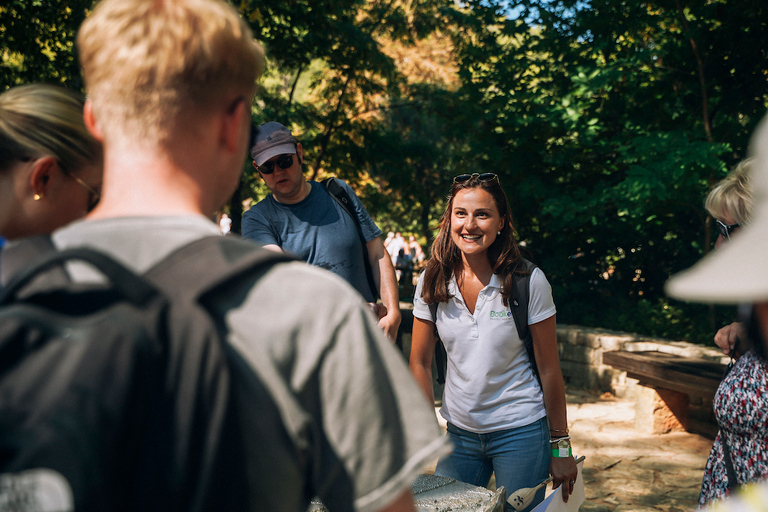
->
[34,194,43,201]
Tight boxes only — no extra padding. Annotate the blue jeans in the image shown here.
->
[435,417,550,512]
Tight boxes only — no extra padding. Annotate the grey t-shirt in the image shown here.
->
[51,215,450,512]
[242,180,382,302]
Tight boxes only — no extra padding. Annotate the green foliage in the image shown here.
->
[0,0,91,90]
[452,0,767,344]
[4,0,767,345]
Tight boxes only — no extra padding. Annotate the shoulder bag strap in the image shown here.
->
[720,349,740,491]
[509,258,540,385]
[321,178,378,300]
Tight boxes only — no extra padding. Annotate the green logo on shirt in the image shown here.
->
[489,310,512,319]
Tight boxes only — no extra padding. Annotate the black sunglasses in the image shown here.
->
[716,219,740,240]
[257,153,295,175]
[453,173,499,185]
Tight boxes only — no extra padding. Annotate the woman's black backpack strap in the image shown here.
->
[510,258,540,385]
[429,258,539,386]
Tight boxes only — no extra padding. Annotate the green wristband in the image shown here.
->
[552,447,572,458]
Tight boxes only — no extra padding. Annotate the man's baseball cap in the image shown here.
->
[250,122,297,166]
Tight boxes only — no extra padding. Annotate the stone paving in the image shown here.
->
[565,388,712,511]
[426,387,715,511]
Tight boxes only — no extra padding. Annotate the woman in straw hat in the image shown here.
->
[666,117,768,508]
[689,158,768,506]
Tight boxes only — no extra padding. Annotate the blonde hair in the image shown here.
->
[705,159,754,225]
[0,84,102,176]
[77,0,265,146]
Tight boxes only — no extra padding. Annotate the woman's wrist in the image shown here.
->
[550,437,573,458]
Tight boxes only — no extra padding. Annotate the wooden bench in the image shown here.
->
[602,350,726,435]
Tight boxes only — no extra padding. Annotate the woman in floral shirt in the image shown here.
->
[699,346,768,505]
[697,160,768,506]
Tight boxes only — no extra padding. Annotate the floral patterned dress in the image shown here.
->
[699,350,768,506]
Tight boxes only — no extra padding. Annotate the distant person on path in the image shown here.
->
[16,0,449,509]
[219,213,232,234]
[667,117,768,509]
[408,173,577,511]
[386,231,405,263]
[395,247,413,289]
[241,122,401,340]
[687,158,768,507]
[408,234,425,266]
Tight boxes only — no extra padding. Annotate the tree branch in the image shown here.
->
[674,0,713,143]
[311,69,354,180]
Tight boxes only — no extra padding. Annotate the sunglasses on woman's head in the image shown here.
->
[716,219,740,240]
[257,153,294,175]
[453,173,499,185]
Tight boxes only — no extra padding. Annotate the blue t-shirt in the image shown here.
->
[242,180,382,302]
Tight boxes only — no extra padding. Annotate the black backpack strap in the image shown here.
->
[0,235,69,292]
[428,301,447,385]
[144,235,294,299]
[0,237,157,305]
[321,177,379,300]
[509,258,540,385]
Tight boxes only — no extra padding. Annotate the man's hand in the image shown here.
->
[714,322,745,356]
[378,308,401,341]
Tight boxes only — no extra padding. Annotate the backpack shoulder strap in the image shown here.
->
[0,243,159,306]
[428,300,448,385]
[428,301,438,324]
[320,178,378,300]
[0,235,69,291]
[509,258,540,383]
[510,258,536,341]
[144,235,294,299]
[321,177,356,222]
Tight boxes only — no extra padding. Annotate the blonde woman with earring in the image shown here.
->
[0,83,102,241]
[0,83,102,284]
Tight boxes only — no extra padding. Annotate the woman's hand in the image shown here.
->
[714,321,745,356]
[550,456,578,502]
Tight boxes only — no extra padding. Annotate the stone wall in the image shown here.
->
[398,310,727,394]
[556,324,728,394]
[398,309,727,435]
[556,324,728,436]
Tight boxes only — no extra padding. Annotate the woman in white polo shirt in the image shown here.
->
[409,173,577,511]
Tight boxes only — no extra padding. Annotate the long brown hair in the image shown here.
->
[422,174,524,307]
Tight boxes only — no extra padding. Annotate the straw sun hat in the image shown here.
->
[666,114,768,305]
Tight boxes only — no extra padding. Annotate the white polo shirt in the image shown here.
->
[413,268,556,433]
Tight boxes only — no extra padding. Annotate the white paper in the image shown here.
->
[530,458,586,512]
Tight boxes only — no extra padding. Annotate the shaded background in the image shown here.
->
[3,0,766,344]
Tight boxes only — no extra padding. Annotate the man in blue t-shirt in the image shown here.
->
[242,122,401,340]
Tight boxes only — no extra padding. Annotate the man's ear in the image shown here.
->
[83,98,104,141]
[222,96,248,153]
[296,142,303,165]
[29,156,59,197]
[252,160,265,179]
